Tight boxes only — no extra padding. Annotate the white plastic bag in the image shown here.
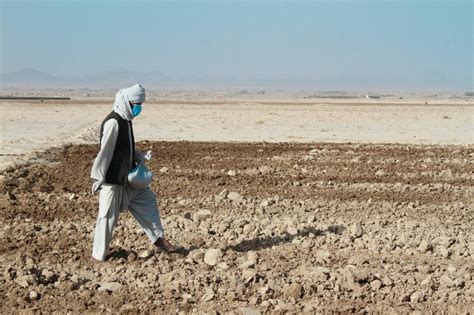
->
[127,161,153,190]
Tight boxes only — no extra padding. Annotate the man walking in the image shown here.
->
[90,84,180,261]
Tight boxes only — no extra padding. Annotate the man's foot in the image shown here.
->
[90,256,104,263]
[154,238,184,253]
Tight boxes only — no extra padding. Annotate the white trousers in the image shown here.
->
[92,184,164,261]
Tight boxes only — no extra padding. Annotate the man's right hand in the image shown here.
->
[91,180,104,194]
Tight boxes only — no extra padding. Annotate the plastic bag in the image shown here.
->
[127,161,153,190]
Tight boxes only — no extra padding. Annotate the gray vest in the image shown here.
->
[99,112,135,185]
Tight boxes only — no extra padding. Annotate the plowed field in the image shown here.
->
[1,141,473,313]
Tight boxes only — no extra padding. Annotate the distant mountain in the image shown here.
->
[0,68,263,89]
[83,69,173,88]
[0,68,175,88]
[1,68,466,90]
[0,68,66,86]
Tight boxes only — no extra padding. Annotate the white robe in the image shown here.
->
[92,184,164,261]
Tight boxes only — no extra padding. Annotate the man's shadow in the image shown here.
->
[107,247,190,260]
[104,225,345,259]
[108,248,131,260]
[226,224,346,252]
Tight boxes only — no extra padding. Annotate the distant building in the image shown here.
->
[366,94,380,99]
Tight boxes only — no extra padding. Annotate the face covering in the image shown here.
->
[131,104,142,117]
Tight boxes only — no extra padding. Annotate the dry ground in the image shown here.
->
[1,97,473,170]
[1,141,473,313]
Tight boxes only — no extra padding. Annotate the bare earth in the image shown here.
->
[0,95,473,313]
[1,96,473,170]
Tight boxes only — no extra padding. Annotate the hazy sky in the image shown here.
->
[1,0,472,89]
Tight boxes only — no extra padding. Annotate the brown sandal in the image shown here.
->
[154,238,184,253]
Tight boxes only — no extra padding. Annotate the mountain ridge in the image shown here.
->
[0,68,467,91]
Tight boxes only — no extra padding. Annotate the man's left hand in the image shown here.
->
[144,150,152,161]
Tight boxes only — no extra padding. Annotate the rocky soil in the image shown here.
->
[1,141,473,313]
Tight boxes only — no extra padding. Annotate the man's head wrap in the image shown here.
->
[113,84,146,121]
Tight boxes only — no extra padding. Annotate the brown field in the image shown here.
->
[1,141,473,313]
